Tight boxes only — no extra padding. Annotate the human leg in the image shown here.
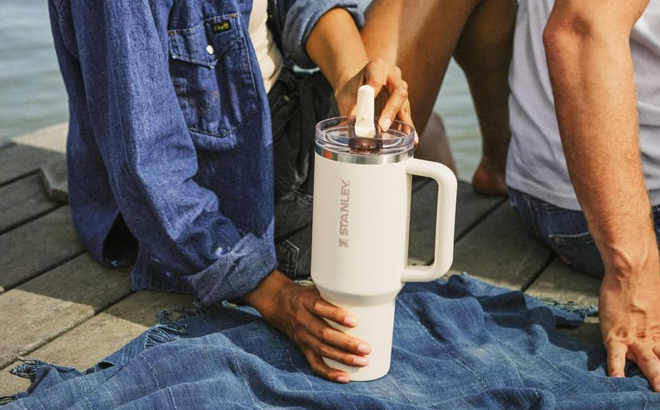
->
[508,187,606,277]
[363,0,485,149]
[453,0,517,196]
[363,0,515,194]
[414,111,458,175]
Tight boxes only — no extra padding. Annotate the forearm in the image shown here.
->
[361,0,403,63]
[306,7,369,91]
[242,269,293,318]
[544,0,656,275]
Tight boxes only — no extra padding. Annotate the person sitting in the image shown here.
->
[48,0,411,383]
[506,0,660,390]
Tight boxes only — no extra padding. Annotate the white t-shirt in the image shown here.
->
[506,0,660,210]
[248,0,283,93]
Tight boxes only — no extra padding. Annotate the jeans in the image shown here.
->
[271,68,336,279]
[508,187,660,277]
[3,275,658,409]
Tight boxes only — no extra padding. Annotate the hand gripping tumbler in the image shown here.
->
[311,109,457,381]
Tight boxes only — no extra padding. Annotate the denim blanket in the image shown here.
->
[3,275,658,410]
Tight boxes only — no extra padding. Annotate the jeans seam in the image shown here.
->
[139,353,162,390]
[167,387,179,410]
[232,350,262,409]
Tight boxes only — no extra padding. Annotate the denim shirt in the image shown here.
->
[48,0,363,305]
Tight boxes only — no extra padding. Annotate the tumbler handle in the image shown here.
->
[401,158,457,283]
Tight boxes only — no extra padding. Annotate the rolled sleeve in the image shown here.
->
[184,232,278,305]
[281,0,364,68]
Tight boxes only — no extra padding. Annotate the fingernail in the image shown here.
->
[357,343,371,355]
[336,376,350,383]
[344,317,357,327]
[353,357,369,367]
[380,118,391,131]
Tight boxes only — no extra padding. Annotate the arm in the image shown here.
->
[307,8,412,133]
[544,0,660,389]
[361,0,403,64]
[275,0,412,130]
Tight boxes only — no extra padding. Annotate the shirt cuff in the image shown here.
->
[282,0,364,69]
[184,233,278,305]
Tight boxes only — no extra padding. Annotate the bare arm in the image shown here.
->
[544,0,660,390]
[306,7,412,131]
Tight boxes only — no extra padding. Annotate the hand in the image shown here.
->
[599,263,660,391]
[335,59,415,139]
[243,270,371,383]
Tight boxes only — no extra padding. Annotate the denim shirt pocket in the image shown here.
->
[168,13,260,149]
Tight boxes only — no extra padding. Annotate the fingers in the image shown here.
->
[376,74,409,132]
[362,58,389,99]
[606,341,660,392]
[306,297,357,328]
[298,327,369,368]
[301,347,350,383]
[301,299,372,357]
[362,59,411,132]
[279,284,374,383]
[605,341,627,378]
[630,344,660,392]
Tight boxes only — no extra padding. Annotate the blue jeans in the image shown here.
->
[508,187,660,277]
[4,275,659,409]
[271,68,336,279]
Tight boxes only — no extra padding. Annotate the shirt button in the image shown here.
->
[206,45,214,55]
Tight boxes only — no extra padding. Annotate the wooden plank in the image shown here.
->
[41,158,68,204]
[11,122,68,154]
[558,316,602,346]
[526,258,601,308]
[0,123,67,187]
[526,258,602,346]
[0,174,59,234]
[454,182,506,240]
[0,291,195,397]
[408,180,503,265]
[0,144,64,188]
[0,253,132,370]
[450,202,555,290]
[0,206,84,293]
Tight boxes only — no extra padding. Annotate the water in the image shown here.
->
[0,1,481,178]
[0,1,70,146]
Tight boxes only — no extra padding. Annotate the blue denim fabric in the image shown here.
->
[270,68,338,278]
[508,187,660,277]
[3,275,657,409]
[48,0,362,305]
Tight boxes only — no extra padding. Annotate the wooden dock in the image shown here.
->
[0,124,602,396]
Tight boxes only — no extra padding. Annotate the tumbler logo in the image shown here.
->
[339,180,350,248]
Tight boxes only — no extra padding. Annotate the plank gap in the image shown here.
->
[5,250,86,293]
[520,254,557,292]
[0,206,63,237]
[454,197,506,243]
[0,169,41,190]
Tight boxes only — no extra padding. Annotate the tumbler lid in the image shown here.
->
[315,116,415,164]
